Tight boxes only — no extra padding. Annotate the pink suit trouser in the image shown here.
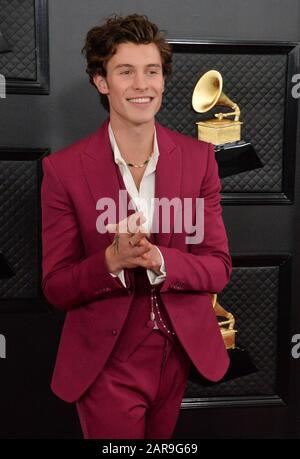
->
[75,329,191,439]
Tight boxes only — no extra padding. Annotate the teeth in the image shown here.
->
[128,97,152,103]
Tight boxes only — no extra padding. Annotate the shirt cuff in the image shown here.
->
[109,269,127,288]
[147,246,166,285]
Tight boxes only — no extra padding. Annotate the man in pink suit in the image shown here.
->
[41,14,232,439]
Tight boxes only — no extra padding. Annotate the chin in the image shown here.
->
[128,114,156,126]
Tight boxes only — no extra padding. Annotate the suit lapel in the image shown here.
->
[80,118,182,248]
[80,119,132,247]
[153,121,182,248]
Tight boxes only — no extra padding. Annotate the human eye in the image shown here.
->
[147,67,161,75]
[119,66,135,75]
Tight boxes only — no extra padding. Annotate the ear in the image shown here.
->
[93,74,109,95]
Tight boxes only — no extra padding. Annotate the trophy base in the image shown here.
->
[196,119,242,144]
[214,140,263,178]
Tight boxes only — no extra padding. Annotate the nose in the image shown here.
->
[132,72,148,91]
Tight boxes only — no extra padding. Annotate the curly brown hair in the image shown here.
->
[81,13,173,111]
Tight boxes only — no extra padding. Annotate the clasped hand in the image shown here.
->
[105,212,162,275]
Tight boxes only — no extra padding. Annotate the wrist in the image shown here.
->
[105,245,121,274]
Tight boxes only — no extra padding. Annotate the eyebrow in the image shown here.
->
[114,63,162,70]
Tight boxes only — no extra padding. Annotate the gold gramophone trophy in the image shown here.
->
[192,70,263,178]
[188,291,257,385]
[192,70,242,145]
[209,293,237,350]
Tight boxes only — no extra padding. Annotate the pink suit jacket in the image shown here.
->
[41,118,232,403]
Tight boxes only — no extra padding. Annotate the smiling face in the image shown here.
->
[93,42,165,128]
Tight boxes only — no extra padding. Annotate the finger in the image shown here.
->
[140,253,157,270]
[140,250,150,259]
[130,245,152,257]
[129,231,149,247]
[136,257,159,271]
[127,212,146,234]
[112,212,144,235]
[134,257,153,270]
[136,237,151,248]
[128,236,152,249]
[105,212,147,235]
[117,215,135,234]
[130,230,148,242]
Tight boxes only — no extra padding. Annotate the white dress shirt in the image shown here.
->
[108,122,166,287]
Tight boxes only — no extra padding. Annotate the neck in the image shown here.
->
[109,116,155,163]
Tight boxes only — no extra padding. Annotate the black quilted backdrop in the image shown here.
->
[0,0,36,80]
[0,151,46,303]
[0,0,49,93]
[156,43,294,193]
[185,263,280,399]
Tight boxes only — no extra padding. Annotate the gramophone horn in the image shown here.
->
[192,70,223,112]
[192,69,240,121]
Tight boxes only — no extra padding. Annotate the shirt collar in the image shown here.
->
[108,121,159,175]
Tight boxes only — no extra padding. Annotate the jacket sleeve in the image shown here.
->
[157,143,232,294]
[41,155,126,311]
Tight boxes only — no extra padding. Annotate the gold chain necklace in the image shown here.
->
[125,152,153,168]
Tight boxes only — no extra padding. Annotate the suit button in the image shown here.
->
[111,329,118,335]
